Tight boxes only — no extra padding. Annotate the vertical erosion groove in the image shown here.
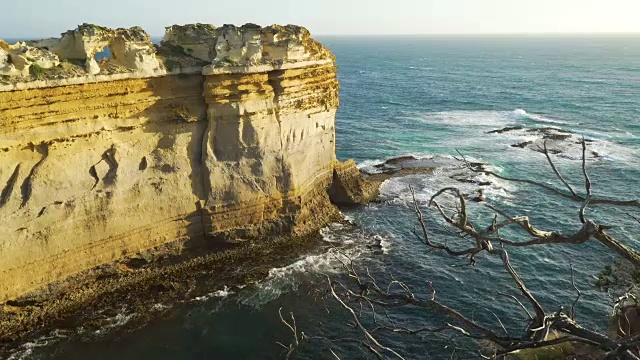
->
[0,164,21,208]
[20,144,49,208]
[89,165,100,190]
[101,145,119,186]
[268,70,292,192]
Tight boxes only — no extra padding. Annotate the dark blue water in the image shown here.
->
[10,36,640,360]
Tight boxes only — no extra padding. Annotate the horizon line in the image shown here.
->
[3,31,640,41]
[313,31,640,37]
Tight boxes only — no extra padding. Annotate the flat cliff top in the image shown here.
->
[0,23,335,91]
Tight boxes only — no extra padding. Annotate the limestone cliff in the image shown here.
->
[0,23,371,304]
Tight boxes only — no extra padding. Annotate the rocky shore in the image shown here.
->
[0,22,379,346]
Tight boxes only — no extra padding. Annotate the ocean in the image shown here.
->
[7,35,640,359]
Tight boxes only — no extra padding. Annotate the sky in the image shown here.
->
[2,0,640,38]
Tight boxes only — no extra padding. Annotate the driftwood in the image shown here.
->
[279,140,640,359]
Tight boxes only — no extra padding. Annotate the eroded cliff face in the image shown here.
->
[0,23,371,304]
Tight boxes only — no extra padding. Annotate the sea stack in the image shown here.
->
[0,23,377,304]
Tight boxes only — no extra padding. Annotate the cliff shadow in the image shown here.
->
[127,73,211,250]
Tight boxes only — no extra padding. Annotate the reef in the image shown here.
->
[486,126,605,159]
[0,22,376,317]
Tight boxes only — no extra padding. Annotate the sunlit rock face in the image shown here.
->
[0,42,12,75]
[162,24,218,62]
[27,24,162,75]
[0,23,370,303]
[0,41,60,76]
[162,23,336,75]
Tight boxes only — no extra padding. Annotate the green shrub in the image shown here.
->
[29,64,45,80]
[164,59,180,72]
[514,333,575,360]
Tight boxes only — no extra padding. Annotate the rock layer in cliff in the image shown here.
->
[0,23,377,307]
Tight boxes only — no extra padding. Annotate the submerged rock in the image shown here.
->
[488,125,606,160]
[487,125,523,134]
[366,235,385,255]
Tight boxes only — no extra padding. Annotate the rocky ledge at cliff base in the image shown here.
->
[0,22,380,349]
[361,155,497,204]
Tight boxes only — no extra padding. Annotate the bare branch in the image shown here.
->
[327,277,407,360]
[278,307,300,360]
[489,247,547,337]
[483,204,556,239]
[570,264,581,320]
[409,187,479,257]
[489,309,510,337]
[542,140,579,198]
[579,138,592,224]
[496,291,533,321]
[485,203,640,267]
[306,141,640,359]
[456,149,639,208]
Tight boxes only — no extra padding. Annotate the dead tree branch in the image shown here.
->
[302,140,640,359]
[456,148,639,208]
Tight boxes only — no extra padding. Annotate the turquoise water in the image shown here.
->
[10,36,640,359]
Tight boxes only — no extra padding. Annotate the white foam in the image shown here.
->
[5,309,140,358]
[372,234,393,254]
[238,249,360,308]
[511,108,571,124]
[357,158,386,173]
[513,109,527,116]
[192,286,235,302]
[8,343,40,360]
[211,287,234,298]
[460,113,640,164]
[588,139,638,163]
[410,110,511,128]
[404,110,631,161]
[237,224,387,307]
[6,334,66,360]
[359,153,462,176]
[377,158,516,208]
[94,311,136,335]
[151,303,170,311]
[320,226,349,243]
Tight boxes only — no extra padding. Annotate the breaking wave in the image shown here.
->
[512,108,571,124]
[237,223,390,308]
[92,310,137,335]
[7,333,68,360]
[405,109,637,164]
[191,286,235,303]
[6,309,137,360]
[375,155,515,207]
